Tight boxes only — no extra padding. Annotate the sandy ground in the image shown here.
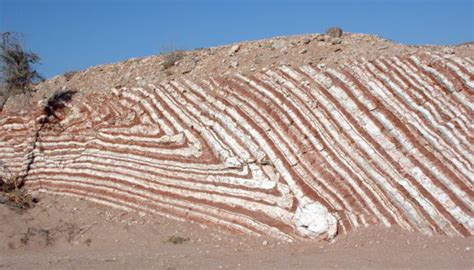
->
[1,193,473,270]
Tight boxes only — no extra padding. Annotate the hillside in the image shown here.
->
[0,32,473,266]
[3,32,473,111]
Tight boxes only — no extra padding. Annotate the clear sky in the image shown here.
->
[1,0,473,78]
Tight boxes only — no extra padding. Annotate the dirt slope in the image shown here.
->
[1,194,473,269]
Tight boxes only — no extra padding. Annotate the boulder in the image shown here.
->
[228,44,241,56]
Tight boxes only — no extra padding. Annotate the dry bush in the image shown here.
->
[63,70,78,81]
[0,159,36,212]
[161,50,184,70]
[325,26,343,38]
[0,173,36,212]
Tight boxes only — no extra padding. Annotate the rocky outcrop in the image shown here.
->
[0,52,473,241]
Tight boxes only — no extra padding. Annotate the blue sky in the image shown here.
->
[1,0,473,78]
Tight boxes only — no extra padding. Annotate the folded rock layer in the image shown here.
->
[1,53,473,240]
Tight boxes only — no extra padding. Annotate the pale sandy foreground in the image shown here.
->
[1,194,473,270]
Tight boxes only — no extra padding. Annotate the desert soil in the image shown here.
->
[1,193,473,270]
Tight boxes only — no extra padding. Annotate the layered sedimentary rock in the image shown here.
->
[1,53,473,240]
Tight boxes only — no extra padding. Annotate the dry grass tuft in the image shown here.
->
[161,50,184,70]
[0,173,36,212]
